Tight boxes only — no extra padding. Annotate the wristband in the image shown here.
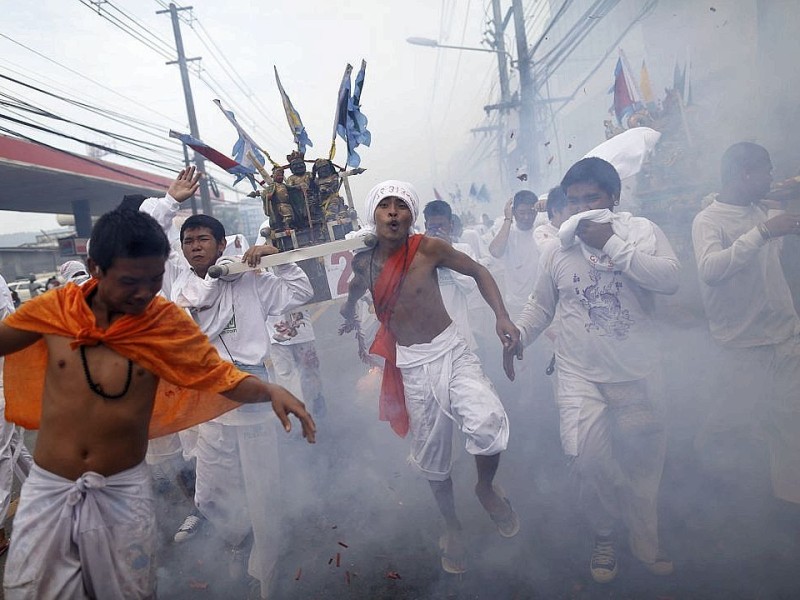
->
[503,217,512,222]
[757,222,772,241]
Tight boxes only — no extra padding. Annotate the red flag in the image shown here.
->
[612,58,634,124]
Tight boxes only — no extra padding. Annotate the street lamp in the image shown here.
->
[406,37,514,62]
[407,34,517,193]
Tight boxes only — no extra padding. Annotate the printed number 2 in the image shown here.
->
[331,251,353,296]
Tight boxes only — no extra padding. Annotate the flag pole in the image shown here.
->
[619,48,643,106]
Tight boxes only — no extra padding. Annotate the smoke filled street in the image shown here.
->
[2,2,800,599]
[132,300,798,600]
[3,296,800,599]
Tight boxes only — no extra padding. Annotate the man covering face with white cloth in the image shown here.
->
[505,157,680,584]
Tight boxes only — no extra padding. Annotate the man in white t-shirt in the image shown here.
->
[692,142,800,505]
[255,221,326,419]
[534,187,567,251]
[423,200,479,350]
[488,190,541,318]
[505,157,680,584]
[142,172,315,598]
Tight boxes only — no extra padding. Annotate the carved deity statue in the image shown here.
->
[311,158,347,220]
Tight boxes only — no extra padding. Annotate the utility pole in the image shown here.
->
[491,0,512,107]
[490,0,512,191]
[511,0,537,184]
[158,2,212,215]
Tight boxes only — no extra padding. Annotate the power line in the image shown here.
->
[0,95,178,158]
[0,123,182,185]
[0,61,177,137]
[0,75,183,155]
[77,1,288,154]
[188,20,286,144]
[550,0,658,118]
[0,32,179,125]
[79,0,175,61]
[0,112,181,172]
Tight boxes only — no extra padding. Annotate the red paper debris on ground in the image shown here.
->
[188,581,209,590]
[294,567,302,581]
[345,570,351,585]
[386,571,402,580]
[336,552,341,567]
[338,541,349,548]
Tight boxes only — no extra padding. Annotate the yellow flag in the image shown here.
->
[640,60,655,104]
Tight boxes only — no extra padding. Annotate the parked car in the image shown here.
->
[7,280,31,304]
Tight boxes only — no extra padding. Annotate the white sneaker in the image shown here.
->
[174,513,204,543]
[641,554,674,576]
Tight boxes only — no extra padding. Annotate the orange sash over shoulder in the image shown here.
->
[369,234,423,438]
[2,279,247,439]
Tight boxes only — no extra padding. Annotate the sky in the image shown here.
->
[0,0,506,235]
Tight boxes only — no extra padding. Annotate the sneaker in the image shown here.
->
[641,554,674,576]
[590,535,618,583]
[174,513,204,543]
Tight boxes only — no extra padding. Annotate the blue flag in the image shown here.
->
[274,67,313,154]
[213,99,266,188]
[331,64,353,161]
[344,60,372,167]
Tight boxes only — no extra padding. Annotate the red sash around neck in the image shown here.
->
[368,234,423,437]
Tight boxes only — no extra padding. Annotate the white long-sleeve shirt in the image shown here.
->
[495,223,541,314]
[516,222,680,383]
[692,199,800,348]
[142,197,314,366]
[437,241,479,350]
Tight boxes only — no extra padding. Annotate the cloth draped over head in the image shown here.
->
[2,278,247,438]
[582,126,661,180]
[59,260,91,285]
[558,208,657,270]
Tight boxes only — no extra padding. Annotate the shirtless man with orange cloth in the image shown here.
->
[0,200,315,599]
[340,180,520,574]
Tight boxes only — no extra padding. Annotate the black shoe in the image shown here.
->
[590,535,618,583]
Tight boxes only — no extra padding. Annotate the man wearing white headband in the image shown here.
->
[340,180,520,574]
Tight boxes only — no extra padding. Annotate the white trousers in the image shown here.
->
[269,341,325,416]
[397,322,509,481]
[699,335,800,503]
[194,363,281,599]
[0,415,33,524]
[559,371,666,563]
[3,461,156,600]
